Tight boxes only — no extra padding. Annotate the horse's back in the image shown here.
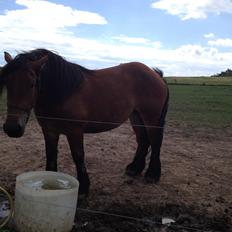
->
[114,62,168,104]
[88,62,166,91]
[85,62,167,111]
[58,62,168,133]
[73,61,168,109]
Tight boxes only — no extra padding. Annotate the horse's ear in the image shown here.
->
[4,52,13,63]
[30,56,48,75]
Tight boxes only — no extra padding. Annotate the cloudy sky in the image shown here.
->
[0,0,231,76]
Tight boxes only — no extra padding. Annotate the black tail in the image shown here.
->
[159,86,169,128]
[152,66,169,126]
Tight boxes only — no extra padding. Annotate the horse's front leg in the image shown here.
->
[67,130,90,197]
[42,128,59,171]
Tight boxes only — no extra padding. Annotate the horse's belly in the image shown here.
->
[84,121,123,133]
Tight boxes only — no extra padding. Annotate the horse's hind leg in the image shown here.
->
[140,88,169,183]
[144,126,164,183]
[142,103,168,183]
[125,111,150,176]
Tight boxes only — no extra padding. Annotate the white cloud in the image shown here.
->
[151,0,232,20]
[0,0,107,36]
[204,33,215,38]
[0,0,231,76]
[176,44,218,59]
[208,38,232,47]
[112,35,162,48]
[0,0,107,62]
[112,35,150,44]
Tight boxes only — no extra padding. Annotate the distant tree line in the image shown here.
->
[212,68,232,77]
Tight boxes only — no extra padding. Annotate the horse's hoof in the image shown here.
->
[77,194,88,206]
[144,172,160,184]
[125,167,143,177]
[144,176,159,184]
[125,164,144,177]
[125,168,138,177]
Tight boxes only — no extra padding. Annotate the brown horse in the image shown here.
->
[0,49,169,196]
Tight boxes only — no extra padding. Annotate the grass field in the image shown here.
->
[165,76,232,86]
[167,85,232,128]
[165,77,232,128]
[1,77,232,129]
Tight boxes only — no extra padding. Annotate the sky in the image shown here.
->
[0,0,232,76]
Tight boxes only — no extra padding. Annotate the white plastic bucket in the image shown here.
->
[14,171,79,232]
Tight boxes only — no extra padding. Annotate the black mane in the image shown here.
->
[1,49,93,102]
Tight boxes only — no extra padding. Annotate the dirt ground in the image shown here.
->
[0,115,231,232]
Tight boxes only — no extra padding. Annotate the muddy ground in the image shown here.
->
[0,116,231,232]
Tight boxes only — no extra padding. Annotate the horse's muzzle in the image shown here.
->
[3,123,25,138]
[3,112,29,138]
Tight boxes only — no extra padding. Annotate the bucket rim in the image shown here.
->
[16,171,79,195]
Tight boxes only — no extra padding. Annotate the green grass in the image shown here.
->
[165,76,232,86]
[167,84,232,128]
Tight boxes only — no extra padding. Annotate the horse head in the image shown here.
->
[1,52,48,137]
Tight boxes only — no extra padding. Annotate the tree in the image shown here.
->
[212,69,232,77]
